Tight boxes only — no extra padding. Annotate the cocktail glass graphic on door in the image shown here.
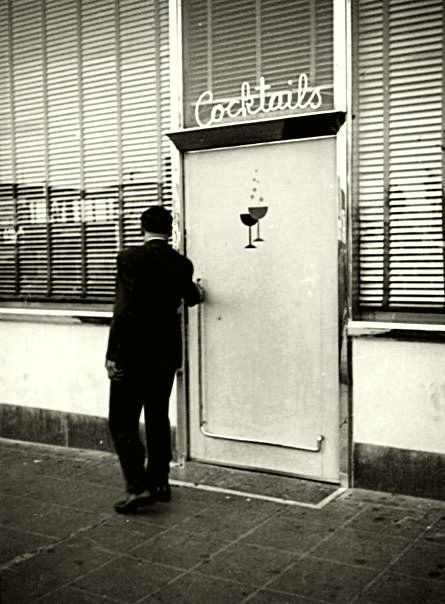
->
[240,168,269,249]
[240,213,258,248]
[248,206,268,241]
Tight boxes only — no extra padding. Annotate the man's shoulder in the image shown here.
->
[169,246,191,261]
[149,243,192,265]
[117,245,140,261]
[158,246,194,277]
[119,243,193,270]
[172,248,194,270]
[119,244,140,254]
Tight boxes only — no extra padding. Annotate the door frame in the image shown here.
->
[167,0,353,487]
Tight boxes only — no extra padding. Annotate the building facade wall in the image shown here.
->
[353,337,445,455]
[352,337,445,498]
[0,316,178,450]
[0,0,444,498]
[349,0,445,498]
[0,318,112,449]
[0,319,108,417]
[0,0,175,453]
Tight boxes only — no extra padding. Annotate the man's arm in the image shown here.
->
[183,259,204,307]
[105,251,135,373]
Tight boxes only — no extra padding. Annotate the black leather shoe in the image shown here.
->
[113,490,157,514]
[156,484,171,503]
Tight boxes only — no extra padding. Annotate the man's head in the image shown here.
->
[140,206,172,237]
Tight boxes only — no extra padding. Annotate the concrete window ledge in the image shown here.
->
[0,306,112,325]
[348,320,445,342]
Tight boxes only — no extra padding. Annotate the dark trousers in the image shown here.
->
[108,361,176,494]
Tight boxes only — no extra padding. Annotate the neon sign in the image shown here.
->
[194,73,323,128]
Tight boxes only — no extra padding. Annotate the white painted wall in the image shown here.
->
[353,337,445,455]
[0,319,177,424]
[3,319,443,460]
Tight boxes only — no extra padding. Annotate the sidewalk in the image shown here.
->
[0,438,444,603]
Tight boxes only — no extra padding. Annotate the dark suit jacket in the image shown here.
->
[106,239,201,369]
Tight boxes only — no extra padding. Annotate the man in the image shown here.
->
[106,205,203,514]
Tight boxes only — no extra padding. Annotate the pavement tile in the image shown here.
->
[172,463,225,484]
[0,494,53,533]
[133,498,212,528]
[2,450,103,481]
[167,484,231,505]
[246,589,324,603]
[340,490,445,514]
[24,475,98,507]
[15,503,106,540]
[0,446,47,465]
[131,527,230,569]
[240,513,338,553]
[19,455,91,478]
[358,571,445,603]
[277,499,364,525]
[390,540,445,581]
[0,524,56,566]
[268,556,378,602]
[73,555,182,603]
[141,571,254,603]
[2,470,35,496]
[71,483,125,514]
[9,534,116,583]
[195,542,296,587]
[35,585,120,603]
[346,504,440,539]
[82,516,166,554]
[209,494,284,516]
[422,514,445,544]
[0,567,62,603]
[2,463,93,497]
[73,461,124,487]
[178,501,275,540]
[311,526,411,569]
[0,443,19,460]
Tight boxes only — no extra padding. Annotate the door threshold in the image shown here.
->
[169,461,344,508]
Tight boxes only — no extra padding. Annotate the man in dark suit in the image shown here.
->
[106,205,203,514]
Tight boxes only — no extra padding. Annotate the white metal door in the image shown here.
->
[185,138,339,482]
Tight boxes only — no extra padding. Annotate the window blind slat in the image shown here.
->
[354,0,444,312]
[0,0,171,302]
[183,0,334,127]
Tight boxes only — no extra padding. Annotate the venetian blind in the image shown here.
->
[0,0,171,303]
[354,0,445,312]
[182,0,334,128]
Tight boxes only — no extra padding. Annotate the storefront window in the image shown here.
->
[0,0,171,303]
[183,0,334,128]
[353,0,445,317]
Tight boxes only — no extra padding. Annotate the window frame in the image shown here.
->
[351,0,445,324]
[0,0,172,308]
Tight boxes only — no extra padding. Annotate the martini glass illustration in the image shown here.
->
[240,213,258,248]
[248,206,268,241]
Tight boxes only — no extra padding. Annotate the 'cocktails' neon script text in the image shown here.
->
[194,73,323,128]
